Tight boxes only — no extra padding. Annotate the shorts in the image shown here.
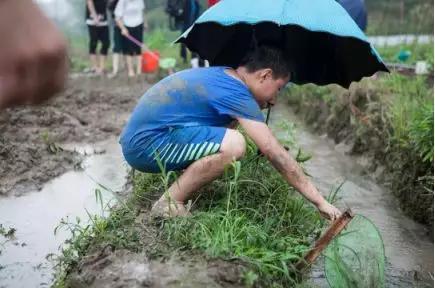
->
[122,126,227,173]
[121,24,143,56]
[87,25,110,55]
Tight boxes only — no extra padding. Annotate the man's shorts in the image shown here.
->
[122,126,226,173]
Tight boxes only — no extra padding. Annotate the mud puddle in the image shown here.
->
[270,101,433,287]
[0,139,127,288]
[0,75,147,197]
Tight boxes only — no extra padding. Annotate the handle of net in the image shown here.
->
[295,208,354,271]
[124,34,159,61]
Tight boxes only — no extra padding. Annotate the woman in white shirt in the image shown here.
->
[115,0,147,77]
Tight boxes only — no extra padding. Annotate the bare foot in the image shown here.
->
[151,197,191,219]
[107,72,117,79]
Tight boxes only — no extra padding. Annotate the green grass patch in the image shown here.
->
[378,73,433,158]
[376,42,434,67]
[134,133,327,287]
[53,125,328,287]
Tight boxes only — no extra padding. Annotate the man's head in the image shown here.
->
[238,45,291,109]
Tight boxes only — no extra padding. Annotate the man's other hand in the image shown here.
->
[0,0,68,109]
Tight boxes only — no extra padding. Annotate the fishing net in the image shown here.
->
[159,57,177,70]
[324,215,385,288]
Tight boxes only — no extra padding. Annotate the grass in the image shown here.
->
[134,127,330,287]
[162,161,321,286]
[365,0,434,35]
[52,196,142,287]
[376,42,434,67]
[380,73,433,155]
[52,122,332,287]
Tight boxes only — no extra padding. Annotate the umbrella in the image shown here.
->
[337,0,367,31]
[175,0,388,88]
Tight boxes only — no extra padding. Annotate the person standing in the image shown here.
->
[86,0,110,74]
[181,0,205,67]
[165,0,203,66]
[115,0,147,77]
[108,0,122,77]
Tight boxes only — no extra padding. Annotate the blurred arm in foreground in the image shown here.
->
[0,0,68,109]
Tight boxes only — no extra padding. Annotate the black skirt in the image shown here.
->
[121,24,143,56]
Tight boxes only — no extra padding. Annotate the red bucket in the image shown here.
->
[141,50,160,73]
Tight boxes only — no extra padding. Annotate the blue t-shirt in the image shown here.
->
[120,67,264,150]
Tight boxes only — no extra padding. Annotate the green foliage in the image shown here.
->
[408,102,434,163]
[145,141,325,286]
[52,195,141,287]
[382,74,433,158]
[146,6,170,30]
[365,0,434,35]
[376,43,434,67]
[0,224,16,239]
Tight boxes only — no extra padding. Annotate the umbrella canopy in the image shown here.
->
[176,0,388,88]
[337,0,367,31]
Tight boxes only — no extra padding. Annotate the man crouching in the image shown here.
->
[120,45,341,220]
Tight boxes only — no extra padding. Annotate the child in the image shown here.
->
[120,45,341,220]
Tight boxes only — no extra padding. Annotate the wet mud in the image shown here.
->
[0,75,149,197]
[65,209,246,288]
[67,247,245,288]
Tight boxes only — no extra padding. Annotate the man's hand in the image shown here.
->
[237,117,341,219]
[316,200,341,221]
[0,0,67,109]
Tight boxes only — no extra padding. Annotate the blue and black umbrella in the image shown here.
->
[337,0,367,31]
[176,0,388,88]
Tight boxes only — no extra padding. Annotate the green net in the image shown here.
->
[159,57,177,69]
[324,215,385,288]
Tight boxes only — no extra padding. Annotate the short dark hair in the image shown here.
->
[240,45,291,79]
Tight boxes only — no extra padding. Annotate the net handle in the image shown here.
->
[124,34,159,61]
[296,209,354,271]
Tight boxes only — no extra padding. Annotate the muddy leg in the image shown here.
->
[90,54,98,72]
[152,129,245,217]
[126,55,135,77]
[98,55,106,74]
[136,55,142,75]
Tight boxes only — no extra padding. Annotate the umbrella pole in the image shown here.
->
[265,105,271,125]
[255,106,272,168]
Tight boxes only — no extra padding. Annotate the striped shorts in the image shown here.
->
[122,126,226,173]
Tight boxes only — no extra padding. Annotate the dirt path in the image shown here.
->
[0,75,150,196]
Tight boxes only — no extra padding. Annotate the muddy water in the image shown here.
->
[270,102,433,287]
[0,139,127,288]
